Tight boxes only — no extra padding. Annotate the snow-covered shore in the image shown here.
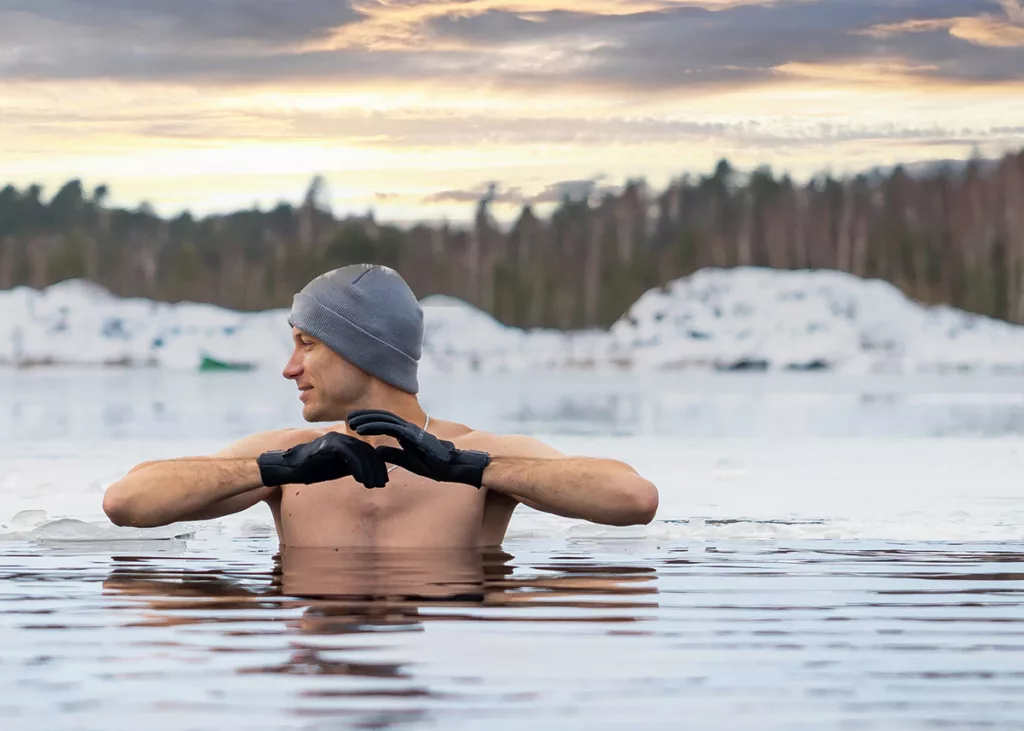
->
[3,267,1024,374]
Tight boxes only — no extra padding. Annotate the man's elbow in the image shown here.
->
[102,483,162,528]
[617,478,659,526]
[635,479,660,524]
[103,463,168,527]
[102,486,135,527]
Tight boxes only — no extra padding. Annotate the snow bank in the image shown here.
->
[0,279,291,370]
[609,268,1024,374]
[419,294,608,373]
[2,268,1024,374]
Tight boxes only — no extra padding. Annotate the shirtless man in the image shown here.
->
[103,264,659,548]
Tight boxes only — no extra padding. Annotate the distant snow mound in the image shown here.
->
[421,294,610,373]
[42,278,117,304]
[2,269,1024,374]
[0,279,291,369]
[610,267,1024,373]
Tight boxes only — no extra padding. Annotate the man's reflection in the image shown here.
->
[278,545,498,602]
[103,547,660,678]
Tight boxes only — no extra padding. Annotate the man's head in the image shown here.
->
[283,264,423,421]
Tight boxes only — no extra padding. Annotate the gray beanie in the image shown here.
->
[288,264,423,393]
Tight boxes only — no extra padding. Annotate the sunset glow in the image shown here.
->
[3,0,1023,222]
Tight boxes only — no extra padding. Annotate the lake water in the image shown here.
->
[2,369,1024,730]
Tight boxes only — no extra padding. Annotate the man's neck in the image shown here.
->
[337,393,427,432]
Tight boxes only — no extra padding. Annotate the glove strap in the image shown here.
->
[448,449,492,488]
[257,451,293,487]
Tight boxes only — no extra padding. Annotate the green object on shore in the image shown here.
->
[198,355,255,372]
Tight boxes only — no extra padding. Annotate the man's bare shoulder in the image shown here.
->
[452,425,565,459]
[214,427,328,458]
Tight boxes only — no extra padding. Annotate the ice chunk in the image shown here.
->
[28,518,193,542]
[9,509,48,529]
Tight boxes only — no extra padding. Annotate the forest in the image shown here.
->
[2,149,1023,330]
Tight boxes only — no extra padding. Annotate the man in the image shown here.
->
[103,264,659,548]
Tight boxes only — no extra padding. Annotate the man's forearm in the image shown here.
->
[103,457,267,528]
[482,456,659,526]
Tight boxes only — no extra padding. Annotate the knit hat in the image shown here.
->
[288,264,423,393]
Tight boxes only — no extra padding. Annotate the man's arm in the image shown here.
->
[477,434,659,527]
[102,431,297,528]
[345,410,660,528]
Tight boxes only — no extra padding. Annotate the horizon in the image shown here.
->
[3,0,1024,223]
[6,149,1015,230]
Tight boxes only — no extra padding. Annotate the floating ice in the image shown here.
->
[9,509,48,530]
[26,518,193,542]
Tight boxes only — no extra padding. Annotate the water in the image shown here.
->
[2,369,1024,729]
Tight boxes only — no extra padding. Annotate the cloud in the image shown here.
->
[0,0,366,82]
[423,183,526,204]
[1000,0,1024,23]
[421,0,1024,89]
[862,3,1024,48]
[531,176,617,203]
[1,0,1023,95]
[0,0,363,45]
[8,95,1023,152]
[421,176,618,206]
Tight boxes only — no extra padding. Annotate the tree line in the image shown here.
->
[2,150,1023,330]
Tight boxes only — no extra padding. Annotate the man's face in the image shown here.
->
[282,328,372,422]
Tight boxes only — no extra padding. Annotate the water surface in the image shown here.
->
[4,540,1024,730]
[2,370,1024,729]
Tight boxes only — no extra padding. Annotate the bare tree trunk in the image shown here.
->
[583,215,603,326]
[27,235,56,289]
[836,182,854,272]
[736,190,753,266]
[0,236,16,289]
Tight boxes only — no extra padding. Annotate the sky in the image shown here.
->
[2,0,1024,223]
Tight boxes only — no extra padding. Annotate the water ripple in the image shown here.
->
[1,540,1023,730]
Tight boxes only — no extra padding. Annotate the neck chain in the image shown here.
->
[387,414,429,474]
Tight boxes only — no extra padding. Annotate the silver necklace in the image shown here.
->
[387,414,430,473]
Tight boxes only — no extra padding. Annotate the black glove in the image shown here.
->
[346,410,491,488]
[257,432,389,489]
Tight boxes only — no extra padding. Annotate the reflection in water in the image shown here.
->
[275,546,502,601]
[3,543,1024,728]
[507,389,1024,438]
[101,548,660,690]
[6,370,1024,440]
[103,548,659,615]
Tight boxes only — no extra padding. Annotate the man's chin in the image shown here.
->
[301,404,338,423]
[301,404,324,423]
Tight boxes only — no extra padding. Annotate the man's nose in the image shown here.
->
[282,355,303,379]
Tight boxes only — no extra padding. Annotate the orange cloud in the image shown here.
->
[861,1,1024,48]
[4,0,1024,222]
[307,0,787,51]
[949,14,1024,47]
[1001,0,1024,23]
[776,60,943,87]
